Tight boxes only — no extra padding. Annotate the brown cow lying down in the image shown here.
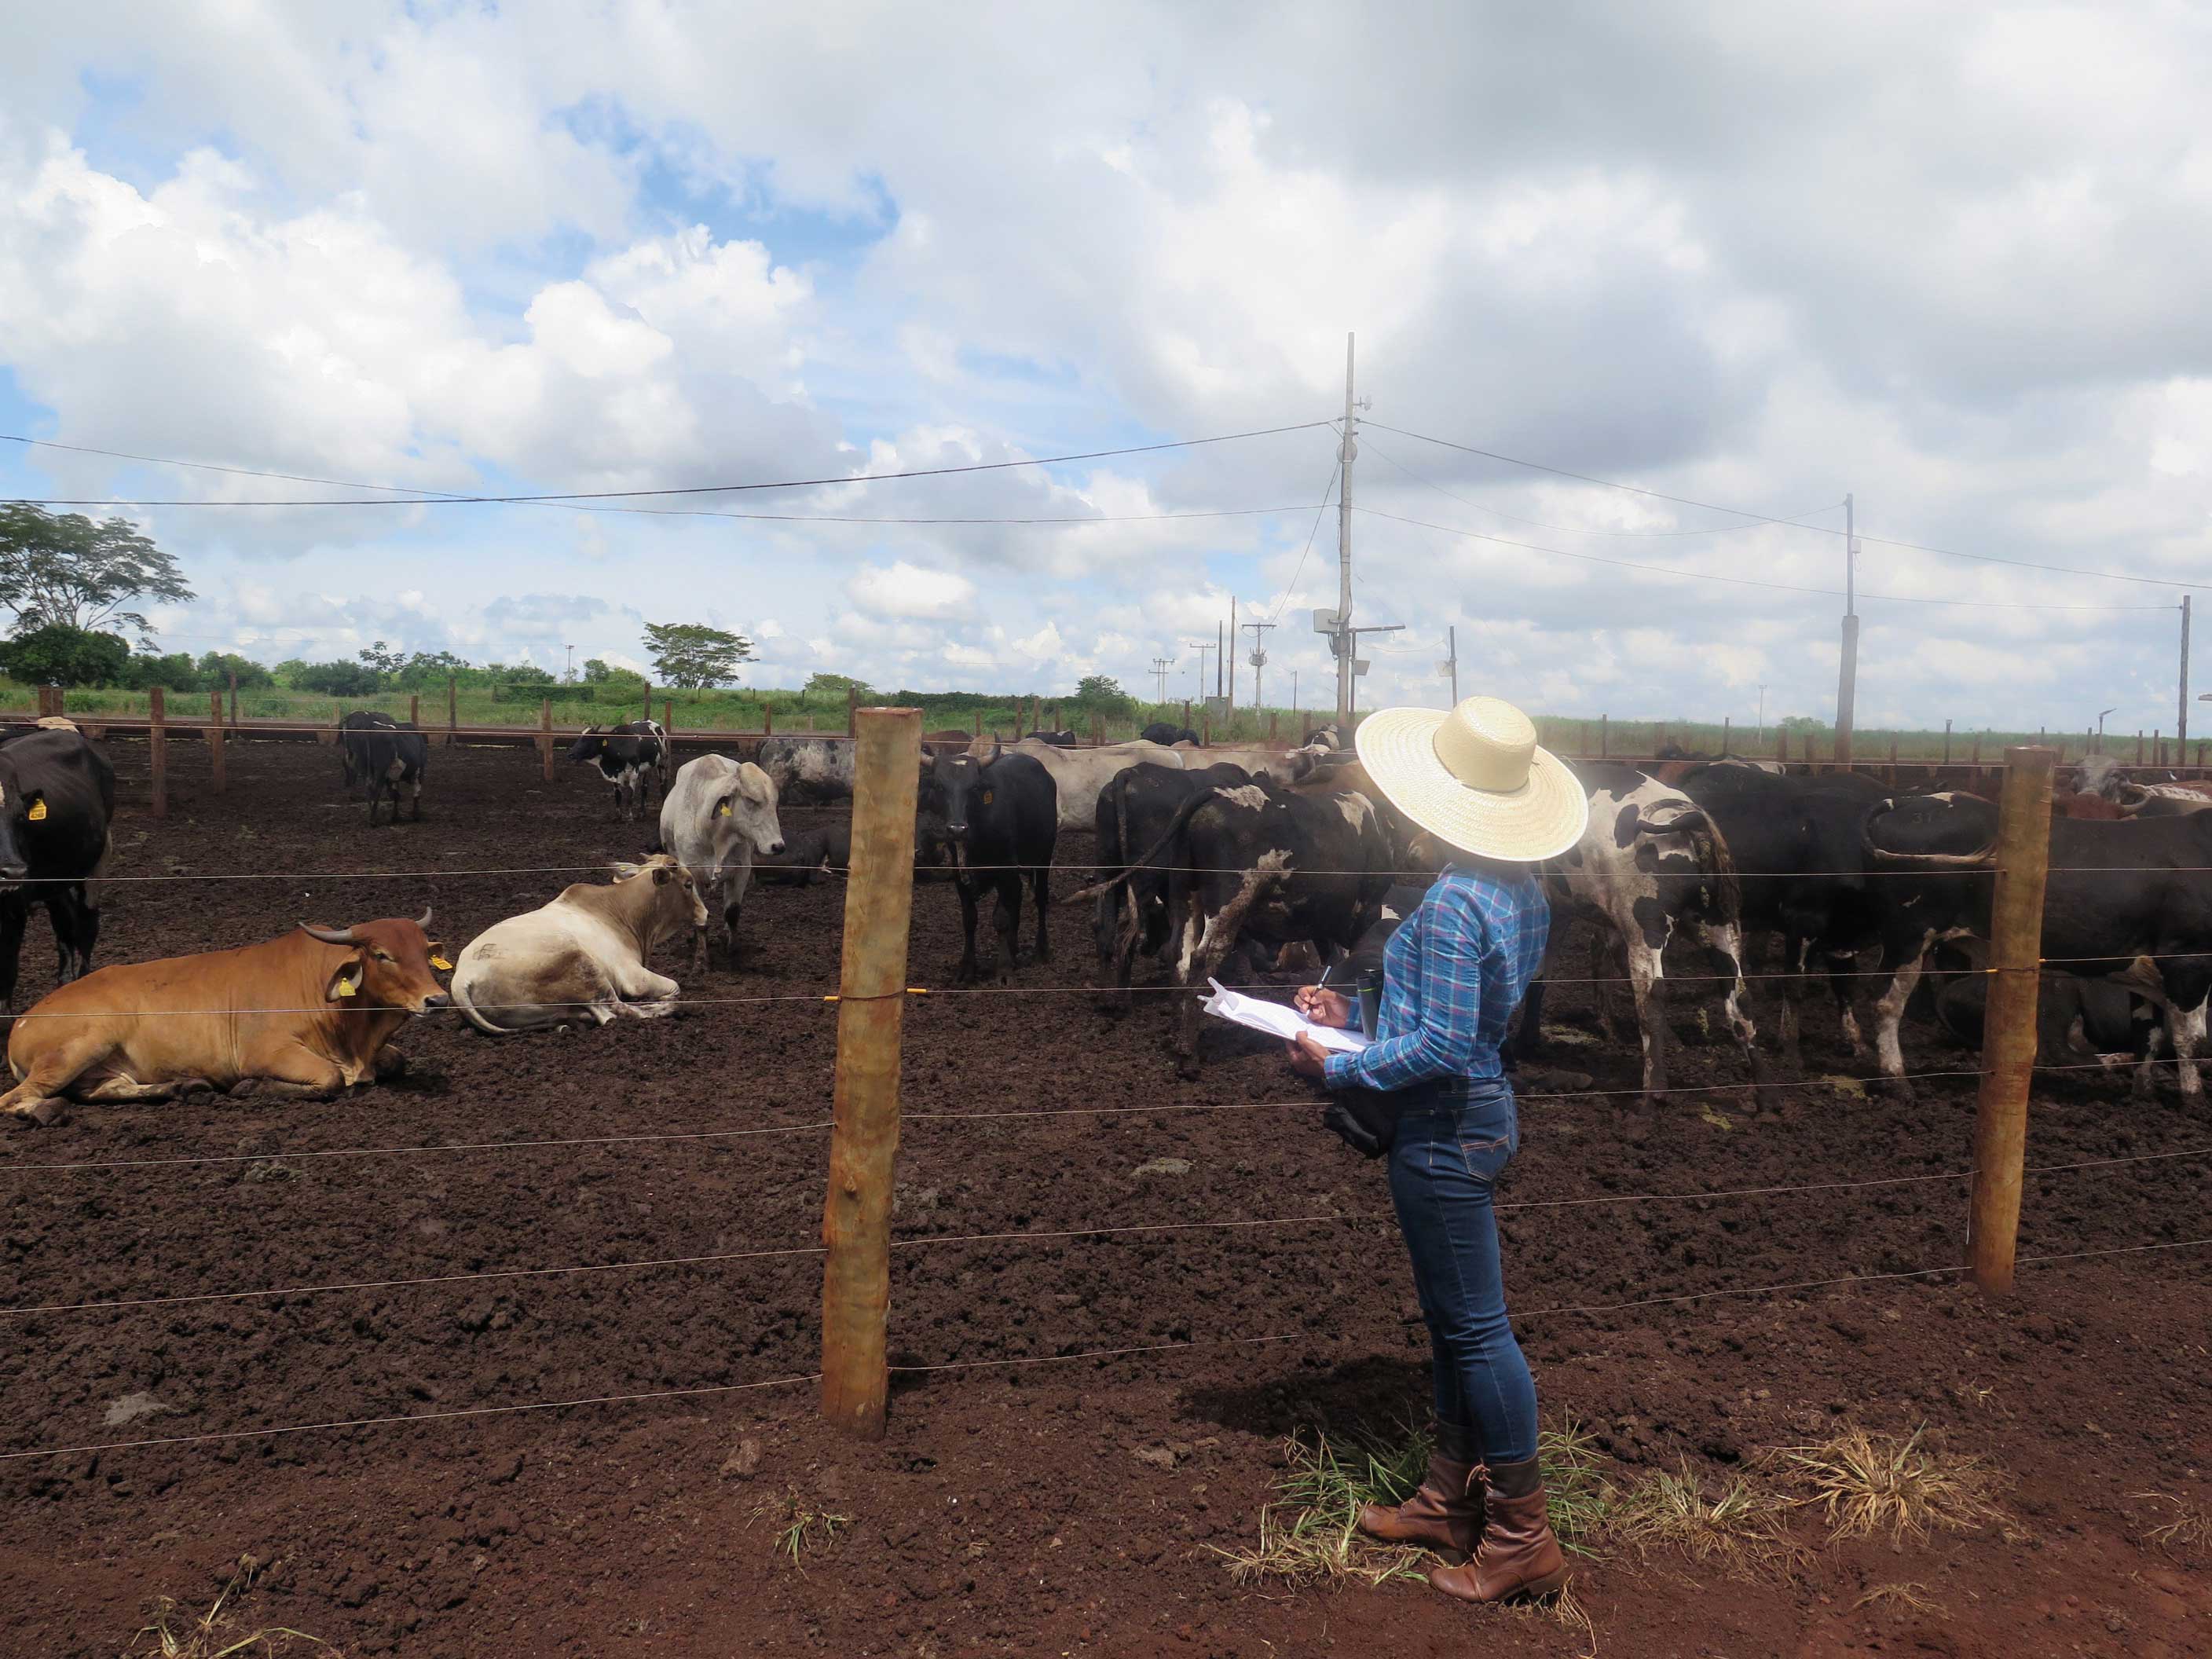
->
[0,911,449,1125]
[450,855,706,1033]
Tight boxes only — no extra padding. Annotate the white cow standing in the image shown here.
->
[658,754,787,969]
[452,855,706,1032]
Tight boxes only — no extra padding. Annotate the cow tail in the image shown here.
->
[1688,813,1742,927]
[1068,790,1212,903]
[450,975,507,1037]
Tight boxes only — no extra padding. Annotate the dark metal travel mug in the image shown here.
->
[1357,967,1384,1041]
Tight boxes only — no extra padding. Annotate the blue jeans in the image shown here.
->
[1386,1078,1539,1466]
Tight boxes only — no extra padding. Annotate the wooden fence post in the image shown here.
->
[1199,714,1210,747]
[1972,731,1982,764]
[540,698,554,782]
[448,672,458,732]
[1183,699,1192,733]
[1890,734,1899,765]
[1943,719,1953,764]
[2137,730,2145,764]
[643,684,654,727]
[1092,712,1104,747]
[1722,716,1730,754]
[1268,711,1278,740]
[821,705,921,1440]
[207,688,227,794]
[2155,730,2164,767]
[764,704,775,737]
[409,693,420,727]
[1972,745,2056,1295]
[148,687,168,819]
[973,708,983,738]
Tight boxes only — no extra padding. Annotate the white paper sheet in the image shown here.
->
[1201,979,1372,1053]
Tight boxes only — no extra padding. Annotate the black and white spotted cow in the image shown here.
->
[1521,761,1760,1104]
[756,735,856,804]
[568,720,668,819]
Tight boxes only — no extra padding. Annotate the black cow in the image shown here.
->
[1862,793,2212,1099]
[569,720,666,819]
[917,744,1058,983]
[1090,761,1253,995]
[0,727,116,1011]
[345,720,427,826]
[752,823,851,886]
[1024,728,1079,747]
[1670,763,1892,1071]
[1140,722,1200,746]
[1079,775,1393,1075]
[338,709,397,792]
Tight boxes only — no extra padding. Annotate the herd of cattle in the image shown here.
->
[0,710,2207,1124]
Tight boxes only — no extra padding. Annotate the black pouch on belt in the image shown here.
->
[1321,1088,1402,1158]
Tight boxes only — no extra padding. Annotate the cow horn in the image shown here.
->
[1859,810,1998,869]
[300,922,359,945]
[415,905,434,929]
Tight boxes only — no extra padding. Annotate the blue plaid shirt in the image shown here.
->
[1322,863,1550,1092]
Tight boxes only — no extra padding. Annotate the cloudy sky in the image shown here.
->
[2,2,2208,733]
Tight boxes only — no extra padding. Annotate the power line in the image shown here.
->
[1364,419,2211,596]
[1,420,1333,508]
[1265,453,1342,626]
[1359,505,2176,612]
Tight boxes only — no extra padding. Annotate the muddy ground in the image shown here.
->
[0,737,2206,1657]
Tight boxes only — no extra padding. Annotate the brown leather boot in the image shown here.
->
[1426,1464,1569,1603]
[1356,1452,1485,1557]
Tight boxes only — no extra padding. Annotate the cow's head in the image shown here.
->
[0,774,45,888]
[610,853,709,934]
[711,761,786,861]
[299,909,451,1013]
[921,745,999,863]
[1860,793,2000,867]
[566,728,609,763]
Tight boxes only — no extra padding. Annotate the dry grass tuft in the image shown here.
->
[749,1489,853,1569]
[129,1557,334,1657]
[1608,1460,1801,1570]
[1772,1426,2004,1543]
[1538,1421,1615,1558]
[2133,1492,2210,1554]
[1855,1580,1945,1617]
[1213,1431,1431,1588]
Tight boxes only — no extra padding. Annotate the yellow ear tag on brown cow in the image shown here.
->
[981,790,994,805]
[335,974,358,998]
[430,955,453,972]
[26,800,46,821]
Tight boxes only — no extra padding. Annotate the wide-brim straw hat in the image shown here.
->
[1354,695,1589,863]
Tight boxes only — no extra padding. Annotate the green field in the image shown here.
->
[5,676,2190,764]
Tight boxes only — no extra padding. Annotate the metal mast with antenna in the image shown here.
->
[1187,639,1217,701]
[1150,655,1174,705]
[1333,333,1361,722]
[1242,617,1276,712]
[1437,625,1459,706]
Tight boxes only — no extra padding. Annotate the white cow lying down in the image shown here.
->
[452,855,706,1032]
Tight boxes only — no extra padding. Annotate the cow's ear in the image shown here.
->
[653,866,672,885]
[326,957,364,1002]
[715,792,736,819]
[610,860,643,879]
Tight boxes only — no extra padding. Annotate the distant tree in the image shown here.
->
[1071,674,1136,716]
[643,622,753,689]
[804,672,873,700]
[0,623,132,687]
[293,659,383,697]
[196,650,273,689]
[491,662,558,687]
[1777,715,1827,733]
[0,505,194,640]
[582,657,617,683]
[396,650,471,688]
[357,639,409,681]
[270,658,313,687]
[123,650,204,692]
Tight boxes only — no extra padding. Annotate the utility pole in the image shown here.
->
[2181,595,2193,752]
[1834,493,1859,764]
[1150,655,1174,705]
[1216,621,1225,700]
[566,643,576,682]
[1242,618,1276,712]
[1188,639,1217,701]
[1757,683,1767,740]
[1437,625,1459,706]
[1334,332,1359,722]
[1227,597,1236,714]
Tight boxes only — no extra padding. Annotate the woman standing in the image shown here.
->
[1286,695,1587,1604]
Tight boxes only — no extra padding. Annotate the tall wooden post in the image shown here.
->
[1971,746,2056,1294]
[1183,699,1192,733]
[1027,695,1038,734]
[821,706,921,1440]
[207,688,227,794]
[408,693,420,727]
[2137,731,2145,764]
[643,683,654,726]
[539,698,554,782]
[1268,711,1278,740]
[1943,719,1953,764]
[1722,716,1730,754]
[148,687,168,819]
[447,672,458,731]
[1199,714,1210,747]
[764,704,775,736]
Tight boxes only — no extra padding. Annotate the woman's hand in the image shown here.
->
[1294,985,1353,1028]
[1286,1031,1331,1079]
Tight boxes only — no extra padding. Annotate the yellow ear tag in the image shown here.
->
[717,802,731,816]
[981,790,994,805]
[335,975,358,998]
[430,955,453,971]
[26,800,46,821]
